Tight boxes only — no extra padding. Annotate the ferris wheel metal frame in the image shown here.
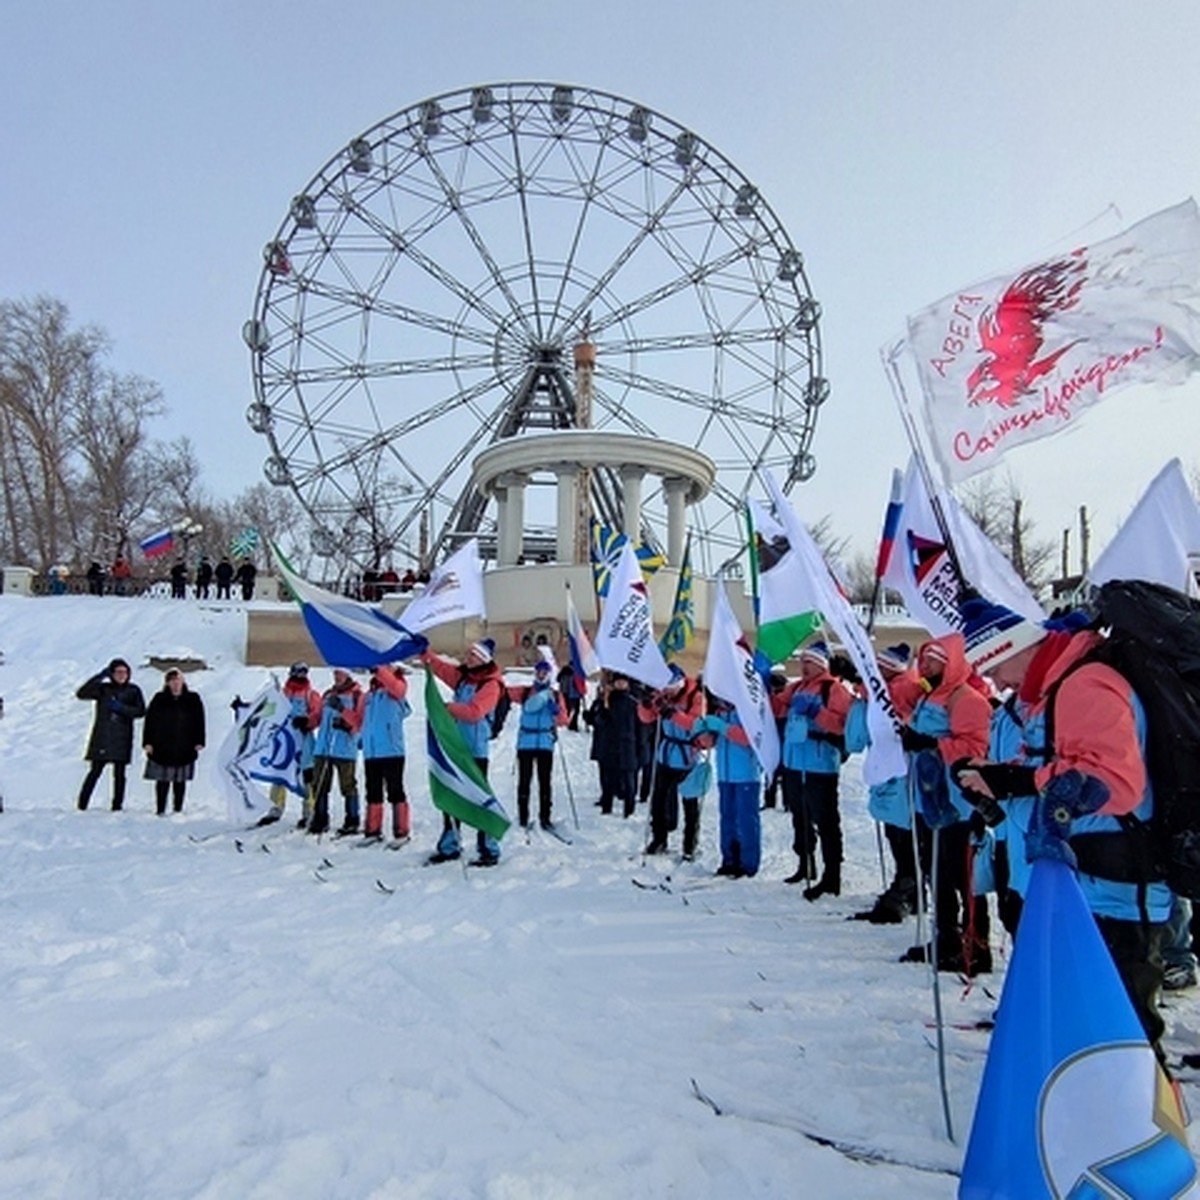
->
[245,81,828,576]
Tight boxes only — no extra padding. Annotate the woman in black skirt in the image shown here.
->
[143,669,206,814]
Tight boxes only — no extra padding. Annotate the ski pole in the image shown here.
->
[557,744,579,830]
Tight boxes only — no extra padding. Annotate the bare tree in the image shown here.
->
[75,371,164,559]
[957,470,1055,592]
[218,483,309,573]
[0,296,104,567]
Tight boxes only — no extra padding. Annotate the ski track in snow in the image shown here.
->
[0,595,1196,1198]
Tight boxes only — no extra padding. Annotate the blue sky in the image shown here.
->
[4,0,1200,563]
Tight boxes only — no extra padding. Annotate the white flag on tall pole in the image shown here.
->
[593,541,673,690]
[214,681,303,825]
[402,538,487,631]
[901,199,1200,484]
[763,474,906,788]
[1089,458,1200,594]
[703,581,779,779]
[882,458,1046,636]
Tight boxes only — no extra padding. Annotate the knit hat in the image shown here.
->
[876,642,911,673]
[470,638,496,664]
[667,662,686,687]
[289,661,309,679]
[800,640,829,668]
[962,596,1046,674]
[536,645,556,671]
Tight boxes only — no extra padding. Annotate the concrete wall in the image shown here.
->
[245,561,927,673]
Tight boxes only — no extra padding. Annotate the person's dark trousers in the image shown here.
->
[800,771,842,890]
[992,838,1025,937]
[782,769,817,876]
[648,765,687,851]
[884,821,917,895]
[79,761,127,811]
[155,779,186,814]
[762,764,783,809]
[681,797,700,858]
[918,818,990,965]
[1096,915,1167,1062]
[517,749,554,826]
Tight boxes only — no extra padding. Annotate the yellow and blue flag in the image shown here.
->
[590,518,664,597]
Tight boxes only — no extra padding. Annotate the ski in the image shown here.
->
[187,830,229,844]
[387,836,411,850]
[539,823,573,845]
[688,1078,959,1177]
[353,836,386,849]
[631,877,671,893]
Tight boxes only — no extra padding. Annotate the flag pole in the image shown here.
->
[880,339,969,593]
[879,350,958,1143]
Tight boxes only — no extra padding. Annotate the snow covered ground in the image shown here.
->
[1,594,1196,1198]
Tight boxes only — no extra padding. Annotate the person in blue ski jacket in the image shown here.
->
[509,654,567,829]
[308,668,364,836]
[955,596,1173,1058]
[637,664,706,858]
[896,633,992,974]
[422,639,505,866]
[771,640,852,899]
[695,697,762,877]
[852,643,924,924]
[258,662,322,828]
[360,664,412,843]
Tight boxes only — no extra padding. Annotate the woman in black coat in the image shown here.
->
[143,669,206,815]
[77,658,146,811]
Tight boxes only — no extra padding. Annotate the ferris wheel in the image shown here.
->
[244,82,827,575]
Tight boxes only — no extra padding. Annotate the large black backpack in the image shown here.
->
[1065,579,1200,900]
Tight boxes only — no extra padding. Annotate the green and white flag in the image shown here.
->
[746,499,822,667]
[424,671,511,841]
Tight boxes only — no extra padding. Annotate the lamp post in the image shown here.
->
[176,519,204,566]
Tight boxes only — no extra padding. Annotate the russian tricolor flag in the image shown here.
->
[139,528,175,559]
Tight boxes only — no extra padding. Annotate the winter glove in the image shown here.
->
[333,716,352,733]
[1025,770,1111,868]
[961,762,1037,801]
[106,698,124,715]
[291,715,310,733]
[788,692,822,719]
[950,759,1007,828]
[899,726,938,753]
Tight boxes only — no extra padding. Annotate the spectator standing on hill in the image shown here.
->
[76,659,146,812]
[214,557,234,600]
[142,668,206,815]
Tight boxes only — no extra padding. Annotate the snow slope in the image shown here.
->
[0,595,1194,1198]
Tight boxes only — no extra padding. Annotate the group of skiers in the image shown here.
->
[71,601,1189,1066]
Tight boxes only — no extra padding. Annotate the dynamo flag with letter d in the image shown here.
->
[900,198,1200,486]
[214,681,303,825]
[424,671,511,841]
[960,859,1196,1199]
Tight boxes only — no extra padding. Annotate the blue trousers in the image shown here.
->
[718,781,761,875]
